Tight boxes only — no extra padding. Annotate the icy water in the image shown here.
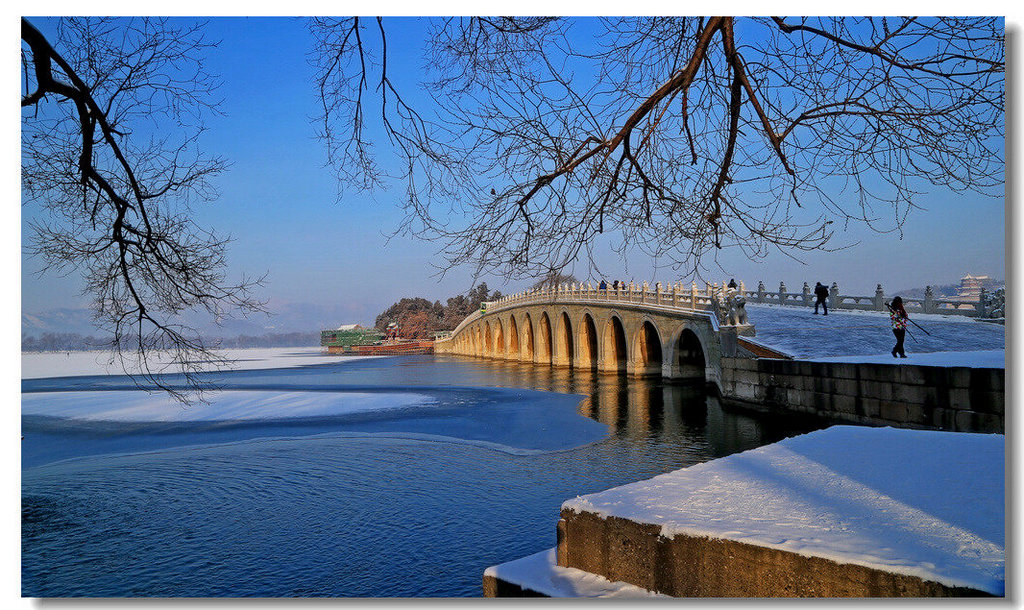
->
[22,355,828,597]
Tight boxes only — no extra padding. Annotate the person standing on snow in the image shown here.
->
[813,282,829,315]
[887,296,909,358]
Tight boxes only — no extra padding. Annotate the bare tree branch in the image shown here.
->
[22,17,266,402]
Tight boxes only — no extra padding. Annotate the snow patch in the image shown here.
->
[562,426,1004,595]
[21,347,376,380]
[484,548,666,598]
[803,350,1004,369]
[21,390,434,422]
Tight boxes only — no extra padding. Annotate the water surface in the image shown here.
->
[23,355,827,597]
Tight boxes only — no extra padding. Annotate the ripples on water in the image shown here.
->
[23,355,827,597]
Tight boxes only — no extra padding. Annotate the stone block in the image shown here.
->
[860,380,892,401]
[809,391,834,411]
[730,381,762,401]
[830,363,859,380]
[971,391,1005,415]
[764,385,789,406]
[832,393,858,415]
[857,365,892,383]
[833,378,859,396]
[880,402,908,422]
[921,366,951,388]
[948,388,972,410]
[931,408,957,431]
[904,404,931,426]
[893,384,927,405]
[971,368,1004,392]
[735,369,762,386]
[920,385,949,410]
[947,367,972,388]
[779,374,803,390]
[898,366,927,386]
[811,375,835,395]
[955,411,1004,434]
[859,397,882,418]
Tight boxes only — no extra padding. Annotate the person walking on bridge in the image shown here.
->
[887,296,909,358]
[813,282,829,315]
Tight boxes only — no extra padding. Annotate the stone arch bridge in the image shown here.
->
[433,282,755,389]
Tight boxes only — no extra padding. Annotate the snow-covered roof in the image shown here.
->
[563,425,1004,595]
[336,324,362,331]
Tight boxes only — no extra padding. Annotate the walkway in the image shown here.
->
[746,304,1005,361]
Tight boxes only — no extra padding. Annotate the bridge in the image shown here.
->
[433,281,755,389]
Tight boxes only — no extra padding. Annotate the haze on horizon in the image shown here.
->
[21,16,1005,332]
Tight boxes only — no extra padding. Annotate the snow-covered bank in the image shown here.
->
[563,426,1004,595]
[21,390,434,422]
[745,303,1004,359]
[21,347,375,380]
[805,350,1004,369]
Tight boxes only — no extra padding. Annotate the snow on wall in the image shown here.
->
[806,350,1004,369]
[563,425,1004,595]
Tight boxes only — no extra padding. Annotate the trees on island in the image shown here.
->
[374,283,504,339]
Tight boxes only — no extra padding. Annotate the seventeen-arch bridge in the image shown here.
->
[433,281,754,390]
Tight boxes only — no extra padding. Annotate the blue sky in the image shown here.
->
[20,16,1006,329]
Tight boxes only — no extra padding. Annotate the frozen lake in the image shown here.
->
[22,354,827,597]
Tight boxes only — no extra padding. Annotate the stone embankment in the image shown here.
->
[718,358,1004,433]
[485,427,1004,598]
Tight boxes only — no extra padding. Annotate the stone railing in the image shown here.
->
[486,280,725,313]
[435,280,749,344]
[743,281,1004,319]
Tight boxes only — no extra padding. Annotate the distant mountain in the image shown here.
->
[22,302,373,346]
[21,308,100,337]
[897,277,1003,300]
[894,284,959,299]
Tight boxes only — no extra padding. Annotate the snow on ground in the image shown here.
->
[746,303,1004,361]
[563,425,1004,595]
[807,350,1005,369]
[484,548,666,598]
[21,390,434,422]
[20,347,375,380]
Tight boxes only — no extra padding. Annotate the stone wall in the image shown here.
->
[719,358,1004,433]
[555,511,991,597]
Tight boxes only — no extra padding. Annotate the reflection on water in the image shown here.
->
[425,355,825,458]
[22,355,827,597]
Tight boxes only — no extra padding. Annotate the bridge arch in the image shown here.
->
[577,312,599,370]
[508,315,520,361]
[521,313,536,362]
[555,310,574,368]
[537,312,553,365]
[600,314,628,374]
[484,321,494,356]
[474,326,483,357]
[670,325,707,380]
[632,319,664,377]
[493,318,505,359]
